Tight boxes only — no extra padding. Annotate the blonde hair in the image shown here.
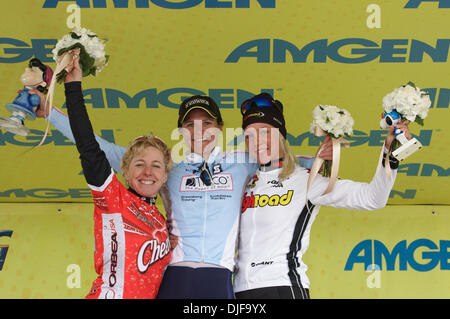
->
[278,134,298,182]
[120,134,173,175]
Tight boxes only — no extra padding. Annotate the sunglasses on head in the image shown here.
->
[241,95,283,115]
[199,161,213,186]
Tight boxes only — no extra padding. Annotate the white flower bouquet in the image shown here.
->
[382,82,431,126]
[307,105,354,197]
[33,28,109,148]
[52,27,109,83]
[310,104,354,140]
[381,82,431,155]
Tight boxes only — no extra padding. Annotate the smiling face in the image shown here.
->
[123,146,168,198]
[244,122,282,165]
[180,109,223,157]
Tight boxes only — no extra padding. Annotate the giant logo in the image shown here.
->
[0,230,13,271]
[345,239,450,272]
[42,0,276,9]
[225,38,450,63]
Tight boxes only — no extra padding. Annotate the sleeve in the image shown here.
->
[307,148,397,211]
[90,173,125,212]
[48,105,126,174]
[64,81,112,187]
[296,155,314,170]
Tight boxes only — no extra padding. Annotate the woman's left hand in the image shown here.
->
[385,120,412,150]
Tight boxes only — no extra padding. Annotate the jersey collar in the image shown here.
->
[185,146,221,164]
[259,158,283,173]
[128,187,156,205]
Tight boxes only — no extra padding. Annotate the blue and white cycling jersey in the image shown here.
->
[166,147,257,270]
[49,107,315,271]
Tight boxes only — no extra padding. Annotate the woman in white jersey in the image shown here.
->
[234,93,411,299]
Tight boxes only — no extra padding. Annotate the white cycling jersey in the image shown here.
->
[234,155,396,294]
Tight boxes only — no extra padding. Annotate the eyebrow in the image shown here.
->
[134,158,164,164]
[183,119,214,124]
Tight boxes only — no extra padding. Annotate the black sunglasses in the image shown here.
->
[199,161,213,186]
[241,95,283,115]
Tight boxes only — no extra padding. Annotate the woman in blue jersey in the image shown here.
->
[234,93,411,299]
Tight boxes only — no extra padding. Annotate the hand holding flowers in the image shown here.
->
[307,104,354,197]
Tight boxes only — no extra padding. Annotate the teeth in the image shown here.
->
[140,180,155,185]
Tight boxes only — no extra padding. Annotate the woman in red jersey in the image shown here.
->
[63,51,172,299]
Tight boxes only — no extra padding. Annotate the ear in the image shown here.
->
[162,170,169,185]
[123,170,129,184]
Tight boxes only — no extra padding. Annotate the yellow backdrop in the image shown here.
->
[1,203,448,298]
[0,0,449,298]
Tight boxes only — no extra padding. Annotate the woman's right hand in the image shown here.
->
[169,234,178,250]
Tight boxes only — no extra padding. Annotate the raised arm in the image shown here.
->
[306,123,411,211]
[63,54,111,187]
[308,154,396,210]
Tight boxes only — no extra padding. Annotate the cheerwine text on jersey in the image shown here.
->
[241,190,293,213]
[138,238,171,272]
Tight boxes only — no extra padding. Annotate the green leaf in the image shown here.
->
[56,69,68,84]
[56,43,96,78]
[406,81,416,88]
[391,139,400,152]
[415,116,424,126]
[70,32,81,40]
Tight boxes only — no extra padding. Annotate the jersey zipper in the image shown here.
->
[201,188,208,262]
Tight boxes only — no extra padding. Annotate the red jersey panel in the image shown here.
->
[85,172,171,299]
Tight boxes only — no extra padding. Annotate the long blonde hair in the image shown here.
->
[278,134,298,182]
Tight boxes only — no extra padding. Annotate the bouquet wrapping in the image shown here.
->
[37,27,108,147]
[52,28,109,83]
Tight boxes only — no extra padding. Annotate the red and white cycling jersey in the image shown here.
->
[86,171,171,299]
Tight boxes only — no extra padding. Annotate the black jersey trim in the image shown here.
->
[286,200,314,299]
